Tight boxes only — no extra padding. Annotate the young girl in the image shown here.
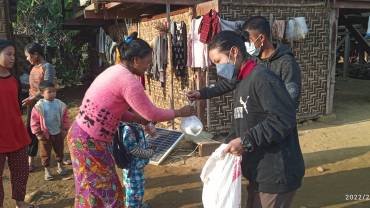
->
[22,42,57,172]
[118,122,156,208]
[0,39,36,208]
[67,32,195,208]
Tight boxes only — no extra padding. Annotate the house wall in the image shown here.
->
[138,8,197,129]
[0,0,10,39]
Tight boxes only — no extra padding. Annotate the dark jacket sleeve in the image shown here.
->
[280,55,301,109]
[199,78,237,99]
[243,75,297,149]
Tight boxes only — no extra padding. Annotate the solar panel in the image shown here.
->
[146,128,185,165]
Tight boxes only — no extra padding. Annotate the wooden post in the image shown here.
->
[343,30,350,78]
[326,8,339,115]
[359,45,365,64]
[166,1,175,129]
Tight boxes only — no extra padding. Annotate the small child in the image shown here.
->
[118,122,156,208]
[31,81,69,180]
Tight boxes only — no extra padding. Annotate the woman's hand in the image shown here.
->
[174,105,196,117]
[186,90,201,101]
[22,96,35,107]
[224,137,244,156]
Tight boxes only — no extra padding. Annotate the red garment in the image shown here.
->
[199,9,220,43]
[29,64,44,97]
[0,75,31,153]
[237,60,257,80]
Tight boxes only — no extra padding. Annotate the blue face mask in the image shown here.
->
[216,50,236,80]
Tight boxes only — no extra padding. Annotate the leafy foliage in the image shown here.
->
[14,0,87,87]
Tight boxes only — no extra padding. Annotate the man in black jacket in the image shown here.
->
[187,16,301,109]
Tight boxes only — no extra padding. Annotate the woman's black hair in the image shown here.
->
[24,42,44,57]
[208,31,248,59]
[119,32,152,62]
[0,39,15,53]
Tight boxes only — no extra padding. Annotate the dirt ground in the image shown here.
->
[3,78,370,208]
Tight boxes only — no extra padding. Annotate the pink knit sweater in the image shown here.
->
[76,64,175,142]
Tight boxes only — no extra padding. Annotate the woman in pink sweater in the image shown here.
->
[67,32,194,208]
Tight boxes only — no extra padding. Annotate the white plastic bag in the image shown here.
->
[285,19,296,42]
[201,144,242,208]
[286,17,308,41]
[294,17,308,40]
[180,115,203,136]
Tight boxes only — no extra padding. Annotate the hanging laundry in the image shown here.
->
[272,20,286,41]
[171,21,187,77]
[366,16,370,37]
[98,27,106,53]
[151,34,168,87]
[109,42,118,65]
[188,16,210,69]
[105,35,113,63]
[198,9,220,44]
[220,19,245,33]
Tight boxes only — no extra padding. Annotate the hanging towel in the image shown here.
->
[272,20,286,41]
[220,19,245,33]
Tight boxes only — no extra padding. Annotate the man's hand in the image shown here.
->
[186,90,201,101]
[224,137,244,156]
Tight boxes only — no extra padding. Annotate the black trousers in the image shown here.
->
[26,99,38,157]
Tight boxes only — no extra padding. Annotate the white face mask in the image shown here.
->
[245,35,262,57]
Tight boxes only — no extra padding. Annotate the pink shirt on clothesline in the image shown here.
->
[76,64,175,142]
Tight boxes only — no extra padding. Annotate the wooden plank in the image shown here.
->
[185,132,219,157]
[105,2,122,9]
[195,0,217,16]
[197,70,207,125]
[334,0,370,9]
[140,7,190,22]
[166,3,175,129]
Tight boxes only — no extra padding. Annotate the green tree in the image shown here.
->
[14,0,86,86]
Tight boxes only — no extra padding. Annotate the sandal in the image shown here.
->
[57,168,68,176]
[62,159,72,165]
[44,174,54,181]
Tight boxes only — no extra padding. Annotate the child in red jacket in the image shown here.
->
[31,81,69,180]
